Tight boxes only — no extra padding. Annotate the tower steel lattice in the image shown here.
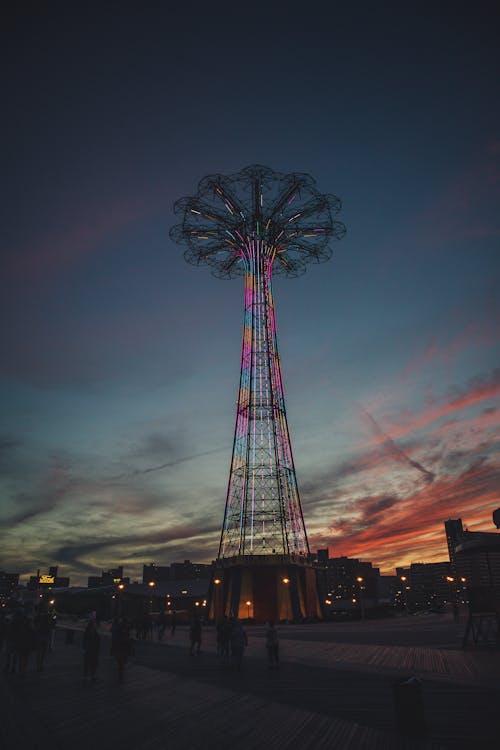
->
[171,165,346,561]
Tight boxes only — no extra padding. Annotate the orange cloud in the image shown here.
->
[320,459,499,572]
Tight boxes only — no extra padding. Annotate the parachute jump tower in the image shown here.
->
[171,165,346,622]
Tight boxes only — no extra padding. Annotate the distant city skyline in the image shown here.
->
[6,509,497,587]
[1,9,499,585]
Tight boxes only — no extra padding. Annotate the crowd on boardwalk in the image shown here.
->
[214,616,279,670]
[1,607,280,684]
[0,607,56,677]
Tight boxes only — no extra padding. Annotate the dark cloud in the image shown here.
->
[482,406,497,415]
[53,522,220,572]
[330,495,399,535]
[110,445,228,480]
[0,435,21,452]
[444,368,500,409]
[0,459,73,527]
[0,494,58,527]
[136,432,179,458]
[0,434,26,472]
[361,407,435,483]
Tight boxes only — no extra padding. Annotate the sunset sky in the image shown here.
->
[1,7,499,584]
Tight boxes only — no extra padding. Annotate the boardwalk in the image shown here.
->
[0,615,497,750]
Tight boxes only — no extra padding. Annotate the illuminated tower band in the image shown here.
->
[171,165,346,560]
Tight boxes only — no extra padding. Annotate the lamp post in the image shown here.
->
[116,582,125,618]
[356,577,365,620]
[400,575,410,614]
[282,577,290,622]
[246,600,252,620]
[213,576,222,620]
[148,580,156,613]
[459,576,467,604]
[446,575,459,622]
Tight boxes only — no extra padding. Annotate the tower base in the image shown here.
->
[209,555,322,623]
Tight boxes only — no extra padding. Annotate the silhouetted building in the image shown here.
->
[323,556,380,600]
[143,560,212,585]
[315,554,384,618]
[396,562,452,611]
[316,549,329,565]
[376,575,399,604]
[143,564,171,583]
[88,566,129,588]
[445,517,500,588]
[0,571,19,604]
[28,566,69,590]
[493,507,500,529]
[445,518,465,565]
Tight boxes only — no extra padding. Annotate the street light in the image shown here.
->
[148,580,156,614]
[246,600,252,619]
[458,576,467,605]
[282,577,291,622]
[445,575,459,621]
[212,577,223,620]
[356,577,365,620]
[445,576,455,603]
[400,575,409,613]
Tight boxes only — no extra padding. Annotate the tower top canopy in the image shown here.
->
[170,165,346,279]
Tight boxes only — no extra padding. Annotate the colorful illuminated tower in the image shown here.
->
[171,165,345,621]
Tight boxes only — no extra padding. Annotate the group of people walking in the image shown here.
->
[1,608,56,676]
[213,616,280,670]
[129,610,177,642]
[214,616,249,668]
[83,614,134,683]
[156,609,176,640]
[3,608,280,683]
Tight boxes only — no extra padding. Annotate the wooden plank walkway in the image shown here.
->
[248,637,500,685]
[0,644,433,750]
[1,620,497,750]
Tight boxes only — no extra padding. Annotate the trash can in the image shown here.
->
[393,676,426,737]
[65,628,75,645]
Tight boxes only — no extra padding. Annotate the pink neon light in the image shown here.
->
[222,239,308,557]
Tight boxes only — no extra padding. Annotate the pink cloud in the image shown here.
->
[377,369,500,444]
[416,146,500,247]
[401,321,499,380]
[6,185,171,279]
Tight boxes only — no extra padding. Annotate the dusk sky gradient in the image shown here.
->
[2,6,499,584]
